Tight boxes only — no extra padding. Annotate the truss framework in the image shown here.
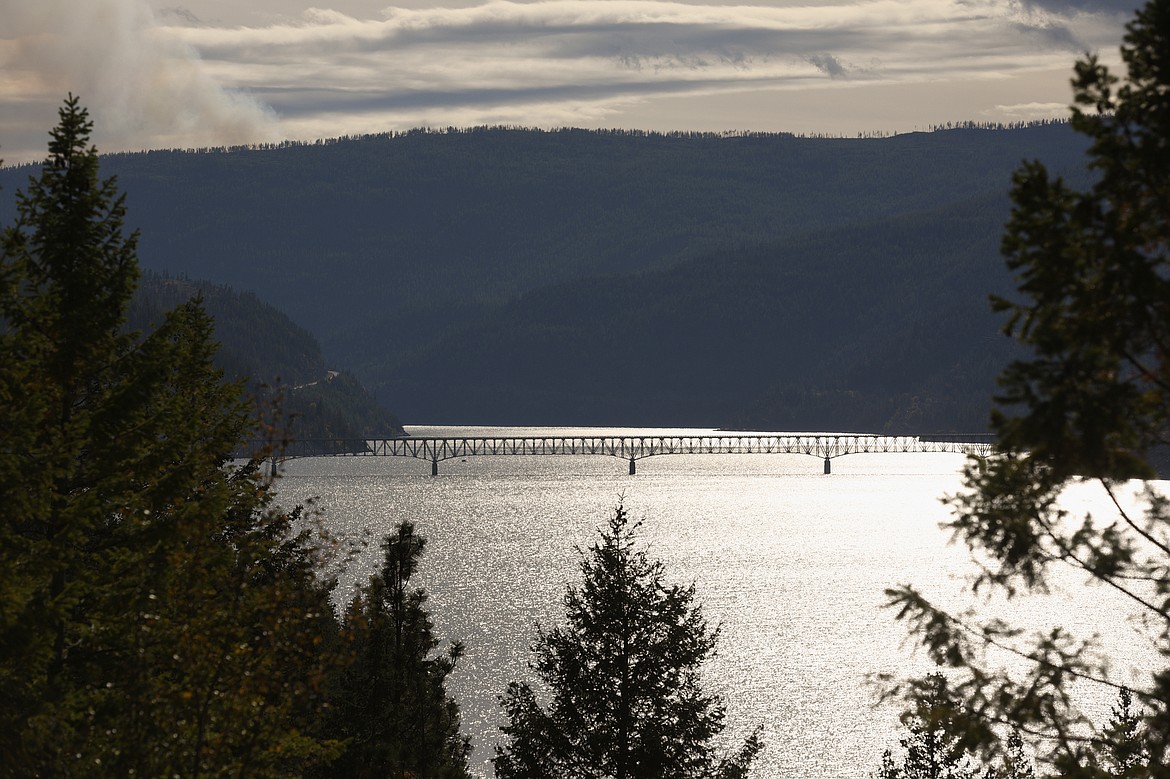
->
[259,433,993,474]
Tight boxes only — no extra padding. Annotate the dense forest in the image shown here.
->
[0,123,1091,431]
[127,272,404,444]
[0,101,468,777]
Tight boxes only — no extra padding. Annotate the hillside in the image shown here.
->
[1,124,1091,430]
[385,192,1019,430]
[127,273,405,444]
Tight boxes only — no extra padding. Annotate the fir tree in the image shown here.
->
[494,504,761,779]
[998,730,1036,779]
[876,677,1038,779]
[876,673,981,779]
[884,0,1170,774]
[0,96,340,777]
[1093,689,1148,778]
[329,521,472,779]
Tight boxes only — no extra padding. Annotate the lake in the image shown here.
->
[273,426,1155,778]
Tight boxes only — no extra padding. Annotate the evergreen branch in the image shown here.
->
[1103,479,1170,561]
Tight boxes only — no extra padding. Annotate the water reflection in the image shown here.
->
[274,427,1155,778]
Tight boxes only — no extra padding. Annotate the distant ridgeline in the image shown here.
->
[126,273,405,447]
[1,123,1091,432]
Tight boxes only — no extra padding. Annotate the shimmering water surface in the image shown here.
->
[274,427,1156,778]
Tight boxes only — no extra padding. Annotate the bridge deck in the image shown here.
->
[263,434,992,473]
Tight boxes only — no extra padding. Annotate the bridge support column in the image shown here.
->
[629,457,636,476]
[431,458,439,477]
[823,457,831,474]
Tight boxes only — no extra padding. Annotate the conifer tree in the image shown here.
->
[0,96,340,777]
[1093,689,1149,778]
[999,731,1037,779]
[884,0,1170,774]
[494,504,761,779]
[876,673,983,779]
[876,676,1039,779]
[329,521,472,779]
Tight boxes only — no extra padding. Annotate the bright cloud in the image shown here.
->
[0,0,1131,163]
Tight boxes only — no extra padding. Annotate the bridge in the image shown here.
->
[261,433,994,474]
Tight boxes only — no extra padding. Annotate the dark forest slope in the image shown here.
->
[0,124,1090,429]
[386,191,1018,430]
[127,273,404,442]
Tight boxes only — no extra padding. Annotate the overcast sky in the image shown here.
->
[0,0,1138,164]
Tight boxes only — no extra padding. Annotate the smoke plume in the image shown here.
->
[0,0,280,163]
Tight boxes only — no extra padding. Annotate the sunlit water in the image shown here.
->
[273,427,1160,778]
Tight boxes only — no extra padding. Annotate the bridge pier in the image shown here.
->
[824,457,831,474]
[629,457,636,476]
[431,458,438,477]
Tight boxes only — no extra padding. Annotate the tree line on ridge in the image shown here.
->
[0,110,1094,432]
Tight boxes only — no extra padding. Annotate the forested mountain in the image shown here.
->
[127,273,404,443]
[388,191,1019,430]
[0,123,1091,430]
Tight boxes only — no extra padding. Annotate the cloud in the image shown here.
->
[170,0,1113,101]
[1,0,1131,160]
[806,54,850,80]
[1015,0,1140,14]
[165,0,1123,123]
[0,0,279,163]
[156,6,204,25]
[986,100,1070,119]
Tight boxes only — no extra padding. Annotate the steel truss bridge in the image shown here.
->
[266,433,994,475]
